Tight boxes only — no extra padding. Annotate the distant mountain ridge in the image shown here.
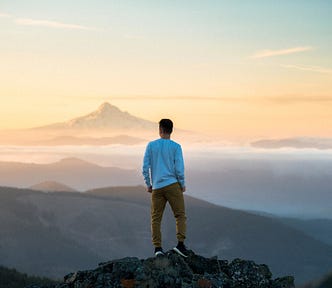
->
[0,102,198,145]
[0,185,331,284]
[0,157,142,190]
[0,102,201,145]
[29,181,78,193]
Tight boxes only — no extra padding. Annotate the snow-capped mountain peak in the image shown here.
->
[61,102,155,130]
[96,102,122,115]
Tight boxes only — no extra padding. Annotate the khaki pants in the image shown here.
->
[151,182,187,247]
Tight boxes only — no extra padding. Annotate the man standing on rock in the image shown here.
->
[142,119,188,257]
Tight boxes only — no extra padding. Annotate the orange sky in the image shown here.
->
[0,1,331,140]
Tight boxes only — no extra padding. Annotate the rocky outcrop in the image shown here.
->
[28,250,294,288]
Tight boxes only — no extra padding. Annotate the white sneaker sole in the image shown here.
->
[173,247,188,258]
[155,251,165,256]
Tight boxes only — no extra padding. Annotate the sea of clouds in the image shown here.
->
[1,144,331,219]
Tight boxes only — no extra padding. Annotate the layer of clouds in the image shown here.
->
[251,46,313,59]
[280,64,332,74]
[15,18,95,31]
[0,12,12,18]
[0,144,331,219]
[0,10,95,31]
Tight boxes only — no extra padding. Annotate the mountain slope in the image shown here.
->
[300,270,332,288]
[0,103,157,145]
[29,181,78,192]
[0,102,199,145]
[0,158,141,190]
[38,102,156,131]
[276,218,332,246]
[87,186,332,284]
[0,186,331,284]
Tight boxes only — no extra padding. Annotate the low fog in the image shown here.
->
[0,144,331,219]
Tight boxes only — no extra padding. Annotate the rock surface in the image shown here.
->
[28,250,295,288]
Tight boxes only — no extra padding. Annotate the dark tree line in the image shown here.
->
[0,266,58,288]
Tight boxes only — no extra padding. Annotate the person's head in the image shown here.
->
[159,119,173,136]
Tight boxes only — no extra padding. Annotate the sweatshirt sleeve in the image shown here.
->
[142,143,152,187]
[175,145,185,188]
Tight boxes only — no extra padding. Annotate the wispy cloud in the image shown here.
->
[15,18,95,31]
[0,12,13,18]
[280,64,332,74]
[251,46,313,59]
[0,11,95,31]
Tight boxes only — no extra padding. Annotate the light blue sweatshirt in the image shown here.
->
[142,138,185,190]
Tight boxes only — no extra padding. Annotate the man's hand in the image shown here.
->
[147,186,152,193]
[181,186,186,193]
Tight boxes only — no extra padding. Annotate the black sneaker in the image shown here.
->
[154,247,165,256]
[173,242,188,257]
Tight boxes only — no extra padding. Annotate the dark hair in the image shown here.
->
[159,119,173,134]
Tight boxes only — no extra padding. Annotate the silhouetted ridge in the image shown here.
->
[54,157,98,167]
[29,181,77,192]
[28,250,294,288]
